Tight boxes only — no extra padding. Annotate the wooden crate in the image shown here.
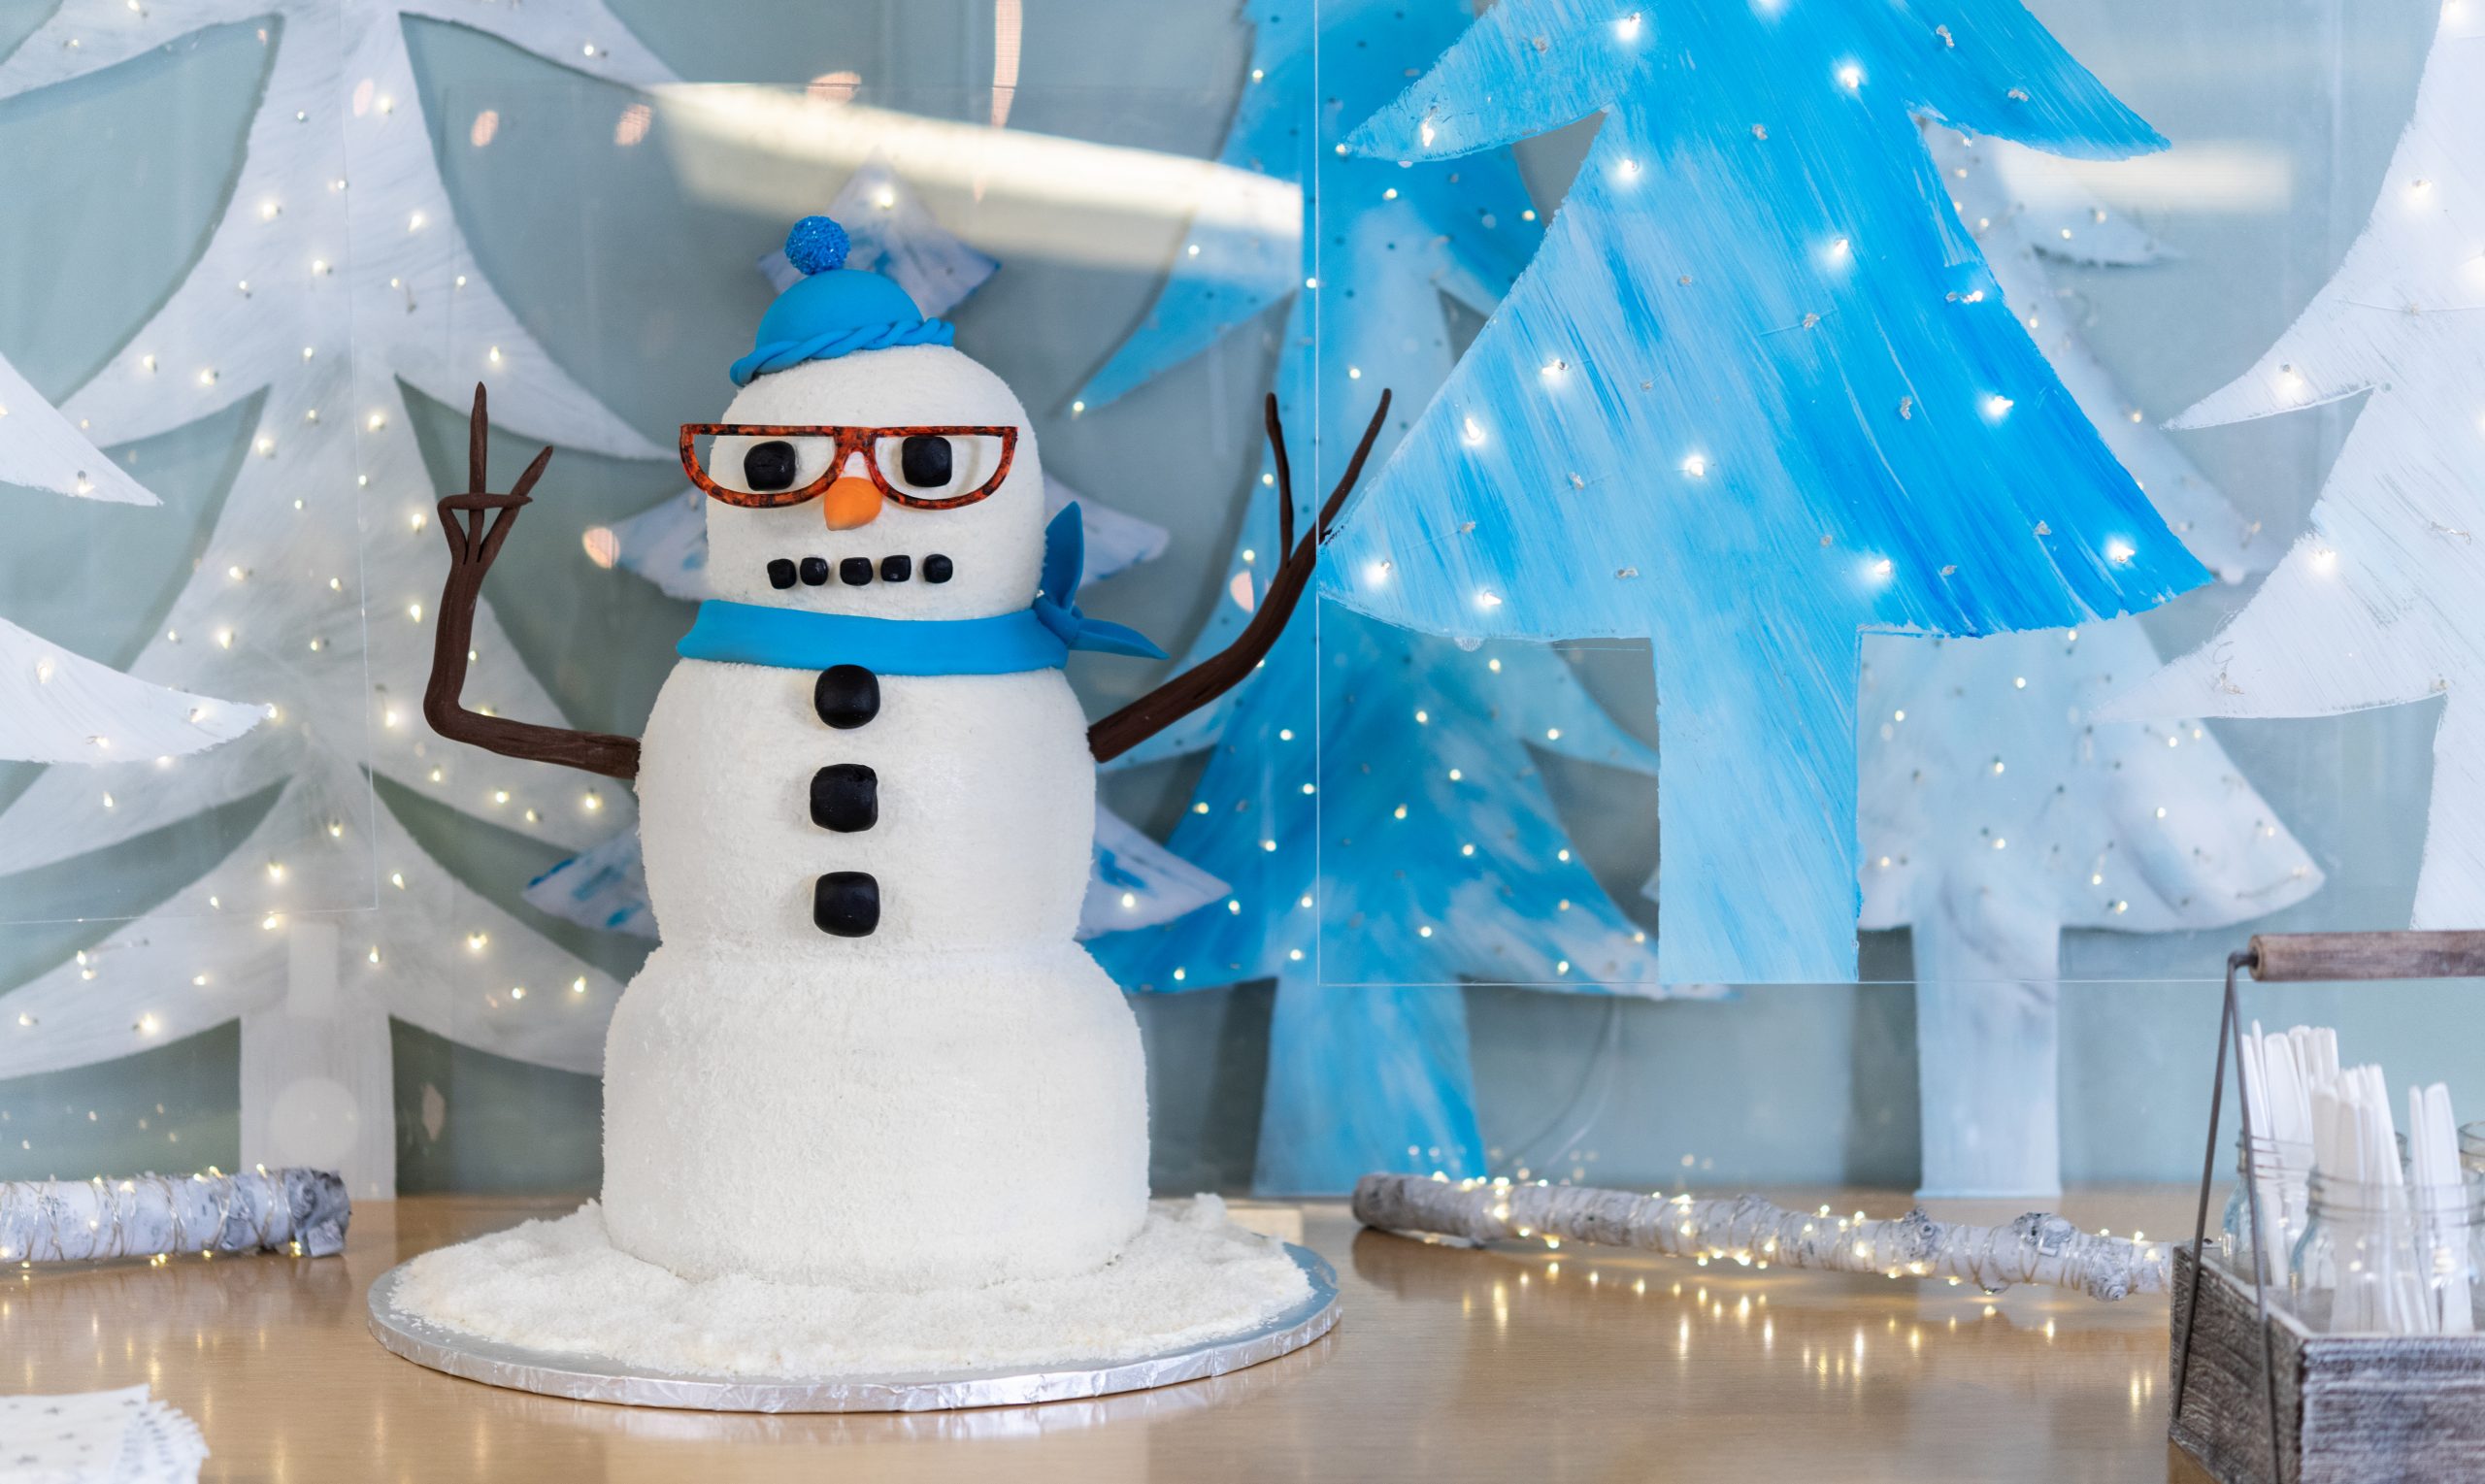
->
[2170,1246,2485,1483]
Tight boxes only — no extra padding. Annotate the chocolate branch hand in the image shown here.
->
[1086,388,1391,765]
[422,383,644,781]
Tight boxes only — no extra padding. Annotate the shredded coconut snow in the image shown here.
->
[389,1195,1313,1378]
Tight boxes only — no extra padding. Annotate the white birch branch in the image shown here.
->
[0,1167,348,1263]
[1354,1173,2172,1303]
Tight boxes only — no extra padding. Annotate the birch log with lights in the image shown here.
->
[0,1168,348,1264]
[1355,1174,2172,1303]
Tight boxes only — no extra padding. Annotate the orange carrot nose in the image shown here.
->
[821,476,882,529]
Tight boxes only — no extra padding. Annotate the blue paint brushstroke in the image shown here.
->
[1324,0,2206,984]
[524,828,655,940]
[1256,981,1483,1194]
[1080,0,1712,1197]
[1087,606,1691,1194]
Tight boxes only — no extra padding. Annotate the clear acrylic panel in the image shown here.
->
[5,0,2482,1204]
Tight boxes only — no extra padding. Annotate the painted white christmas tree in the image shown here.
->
[2,351,266,766]
[2109,0,2485,934]
[1859,628,2322,1194]
[1853,129,2322,1197]
[0,0,677,1195]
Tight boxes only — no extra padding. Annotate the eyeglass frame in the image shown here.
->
[678,422,1020,511]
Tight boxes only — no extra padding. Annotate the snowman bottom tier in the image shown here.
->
[384,1195,1314,1380]
[600,936,1149,1291]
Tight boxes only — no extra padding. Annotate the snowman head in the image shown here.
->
[684,217,1045,621]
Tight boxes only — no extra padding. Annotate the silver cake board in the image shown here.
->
[366,1243,1340,1413]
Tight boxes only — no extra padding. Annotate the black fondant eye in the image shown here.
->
[744,440,799,491]
[899,435,952,488]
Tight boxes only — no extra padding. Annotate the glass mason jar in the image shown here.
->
[2220,1135,2315,1281]
[2222,1133,2407,1286]
[2289,1172,2485,1335]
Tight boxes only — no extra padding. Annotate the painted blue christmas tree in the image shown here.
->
[1079,0,1705,1196]
[1326,0,2210,984]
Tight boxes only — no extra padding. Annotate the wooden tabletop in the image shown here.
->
[0,1189,2217,1482]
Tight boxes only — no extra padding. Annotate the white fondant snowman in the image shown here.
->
[427,215,1364,1294]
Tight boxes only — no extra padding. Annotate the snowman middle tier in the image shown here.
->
[607,653,1149,1288]
[636,658,1094,949]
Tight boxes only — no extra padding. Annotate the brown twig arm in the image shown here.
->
[422,384,643,781]
[1087,389,1391,764]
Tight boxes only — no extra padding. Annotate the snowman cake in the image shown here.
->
[387,217,1375,1383]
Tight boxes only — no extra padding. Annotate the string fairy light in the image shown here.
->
[1358,1176,2170,1300]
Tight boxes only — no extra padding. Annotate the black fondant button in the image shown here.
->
[879,554,912,582]
[841,556,875,586]
[812,872,879,937]
[810,763,878,832]
[798,556,830,586]
[812,665,879,729]
[923,553,953,583]
[767,558,797,589]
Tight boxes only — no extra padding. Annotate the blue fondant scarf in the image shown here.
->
[676,505,1164,676]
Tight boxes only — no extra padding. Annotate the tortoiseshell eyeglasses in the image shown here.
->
[679,423,1019,511]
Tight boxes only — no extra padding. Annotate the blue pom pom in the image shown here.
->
[784,215,850,276]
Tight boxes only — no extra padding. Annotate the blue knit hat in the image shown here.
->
[728,215,955,385]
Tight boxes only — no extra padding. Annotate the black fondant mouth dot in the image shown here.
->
[775,557,952,591]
